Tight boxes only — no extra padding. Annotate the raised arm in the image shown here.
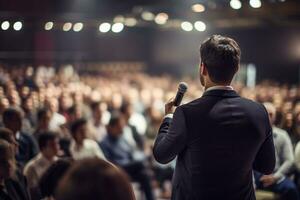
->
[153,107,187,164]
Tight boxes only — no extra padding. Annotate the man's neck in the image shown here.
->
[75,139,84,148]
[205,83,232,91]
[41,152,55,161]
[94,119,101,126]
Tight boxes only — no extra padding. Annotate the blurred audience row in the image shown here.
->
[1,65,300,200]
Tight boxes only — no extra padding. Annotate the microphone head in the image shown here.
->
[178,82,188,93]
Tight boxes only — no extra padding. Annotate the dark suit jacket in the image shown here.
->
[0,174,31,200]
[16,132,38,168]
[153,89,276,200]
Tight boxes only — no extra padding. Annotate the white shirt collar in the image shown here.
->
[16,131,20,140]
[205,85,233,92]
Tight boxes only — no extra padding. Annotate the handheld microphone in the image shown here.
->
[174,82,188,106]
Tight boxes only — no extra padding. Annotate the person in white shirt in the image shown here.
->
[47,98,66,132]
[89,102,107,142]
[69,118,106,160]
[23,132,60,189]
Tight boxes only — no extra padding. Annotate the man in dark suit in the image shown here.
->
[153,35,276,200]
[2,108,38,167]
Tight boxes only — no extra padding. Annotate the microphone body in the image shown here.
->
[174,82,188,106]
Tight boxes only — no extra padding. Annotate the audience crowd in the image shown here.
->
[1,65,300,200]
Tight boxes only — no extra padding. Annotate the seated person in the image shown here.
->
[89,101,107,142]
[100,112,154,200]
[69,118,106,160]
[254,103,299,200]
[120,102,145,151]
[0,139,30,200]
[23,132,60,192]
[32,108,52,141]
[0,128,31,200]
[0,128,18,157]
[2,107,38,167]
[56,158,135,200]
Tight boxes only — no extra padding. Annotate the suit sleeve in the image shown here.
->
[253,107,276,175]
[153,107,187,164]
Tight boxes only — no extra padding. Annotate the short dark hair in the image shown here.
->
[56,158,135,200]
[108,111,122,127]
[38,132,58,150]
[90,101,101,111]
[0,128,14,143]
[120,101,131,114]
[200,35,241,84]
[70,118,87,136]
[2,107,22,124]
[37,108,50,121]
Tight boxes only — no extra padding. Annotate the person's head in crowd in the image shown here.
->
[67,105,82,123]
[120,101,133,123]
[72,92,83,105]
[36,108,52,130]
[39,159,73,199]
[111,93,123,110]
[2,107,23,135]
[56,158,135,200]
[0,97,10,114]
[0,128,18,155]
[263,102,276,125]
[282,101,293,114]
[90,101,103,123]
[8,90,21,107]
[21,97,34,115]
[0,139,16,182]
[38,132,60,160]
[59,95,73,113]
[106,111,125,138]
[281,112,294,130]
[20,86,30,99]
[70,118,88,145]
[199,34,241,87]
[46,98,59,113]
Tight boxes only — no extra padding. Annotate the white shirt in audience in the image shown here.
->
[49,112,66,131]
[294,142,300,170]
[23,153,58,188]
[89,120,107,142]
[70,139,106,160]
[129,112,147,135]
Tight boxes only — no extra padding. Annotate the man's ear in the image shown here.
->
[200,63,208,76]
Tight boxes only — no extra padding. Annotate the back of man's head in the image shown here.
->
[2,107,22,123]
[200,35,241,84]
[56,158,135,200]
[2,107,23,133]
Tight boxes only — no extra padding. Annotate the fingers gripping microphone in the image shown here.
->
[174,82,188,106]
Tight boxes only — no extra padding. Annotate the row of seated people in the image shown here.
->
[0,137,136,200]
[0,106,173,200]
[2,101,300,200]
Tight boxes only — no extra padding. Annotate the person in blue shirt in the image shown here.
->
[100,111,154,200]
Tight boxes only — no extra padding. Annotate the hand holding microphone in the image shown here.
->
[165,82,188,115]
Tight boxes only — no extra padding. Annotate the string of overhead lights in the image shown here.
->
[1,0,280,33]
[1,21,23,31]
[0,16,207,33]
